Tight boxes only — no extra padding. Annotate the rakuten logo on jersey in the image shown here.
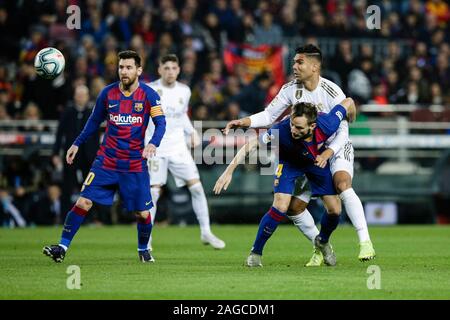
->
[109,114,143,125]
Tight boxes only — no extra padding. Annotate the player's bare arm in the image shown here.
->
[222,117,251,135]
[315,148,335,168]
[213,137,259,194]
[66,145,79,165]
[341,97,356,123]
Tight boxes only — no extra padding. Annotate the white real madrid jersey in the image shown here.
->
[264,76,346,122]
[145,79,194,156]
[249,76,348,153]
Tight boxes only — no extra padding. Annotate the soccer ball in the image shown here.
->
[34,47,65,79]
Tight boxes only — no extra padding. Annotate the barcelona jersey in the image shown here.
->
[74,81,166,173]
[260,104,346,196]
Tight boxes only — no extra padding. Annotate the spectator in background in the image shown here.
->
[398,81,421,104]
[89,76,106,101]
[80,9,109,44]
[203,12,222,51]
[192,103,211,121]
[134,11,156,47]
[330,39,355,93]
[29,184,62,225]
[425,0,450,27]
[21,102,47,132]
[234,71,272,114]
[253,11,283,46]
[52,85,99,215]
[429,82,444,104]
[433,53,449,95]
[0,103,10,120]
[347,58,373,103]
[279,4,298,37]
[0,85,14,118]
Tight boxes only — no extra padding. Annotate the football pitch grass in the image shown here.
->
[1,224,449,300]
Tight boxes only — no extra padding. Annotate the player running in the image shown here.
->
[215,98,356,267]
[43,50,166,263]
[223,44,375,263]
[145,54,225,250]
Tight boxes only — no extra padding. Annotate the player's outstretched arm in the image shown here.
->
[213,137,259,194]
[340,97,356,123]
[222,117,251,135]
[66,145,79,165]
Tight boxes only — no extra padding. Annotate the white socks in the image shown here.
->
[339,188,370,243]
[149,186,161,225]
[188,182,211,235]
[288,209,319,245]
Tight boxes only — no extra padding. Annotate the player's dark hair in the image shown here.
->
[160,54,179,65]
[291,102,318,124]
[295,44,322,64]
[118,50,141,67]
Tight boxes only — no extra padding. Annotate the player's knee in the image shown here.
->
[325,204,341,215]
[76,197,93,211]
[188,182,203,195]
[335,180,351,194]
[136,211,150,220]
[272,201,289,213]
[288,199,308,215]
[186,179,200,188]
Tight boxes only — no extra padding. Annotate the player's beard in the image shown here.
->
[120,74,137,90]
[292,128,312,140]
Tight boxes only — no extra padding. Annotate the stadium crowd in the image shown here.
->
[0,0,449,226]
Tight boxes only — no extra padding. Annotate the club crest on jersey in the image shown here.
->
[157,89,163,97]
[295,89,302,99]
[134,102,143,112]
[274,179,279,187]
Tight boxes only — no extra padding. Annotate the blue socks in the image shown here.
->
[318,213,340,243]
[251,207,286,255]
[60,205,88,249]
[137,214,152,251]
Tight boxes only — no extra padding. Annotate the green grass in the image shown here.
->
[0,224,449,299]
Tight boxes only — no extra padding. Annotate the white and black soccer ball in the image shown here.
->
[34,47,65,79]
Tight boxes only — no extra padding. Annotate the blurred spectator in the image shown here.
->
[0,104,10,121]
[429,82,444,104]
[21,102,47,132]
[253,11,283,46]
[347,59,373,103]
[0,187,26,227]
[234,71,272,114]
[425,0,450,27]
[52,85,99,214]
[29,184,62,225]
[330,39,355,93]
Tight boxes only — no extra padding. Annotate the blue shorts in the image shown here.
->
[273,161,336,197]
[80,166,152,212]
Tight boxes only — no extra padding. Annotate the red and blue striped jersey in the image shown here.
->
[261,104,346,167]
[74,81,166,172]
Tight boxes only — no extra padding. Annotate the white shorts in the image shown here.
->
[148,148,200,188]
[294,141,354,203]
